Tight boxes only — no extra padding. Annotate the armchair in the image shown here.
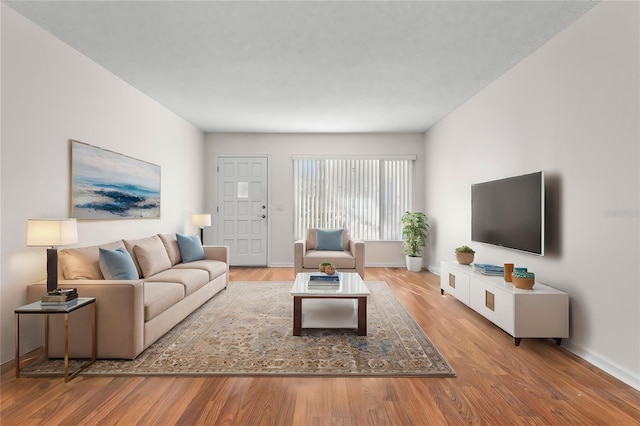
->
[294,228,365,278]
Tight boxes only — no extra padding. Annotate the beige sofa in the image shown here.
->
[294,228,365,278]
[27,233,228,360]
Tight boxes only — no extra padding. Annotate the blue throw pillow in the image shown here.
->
[99,247,138,280]
[176,233,206,263]
[315,229,344,251]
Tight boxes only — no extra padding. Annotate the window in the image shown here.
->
[293,156,415,240]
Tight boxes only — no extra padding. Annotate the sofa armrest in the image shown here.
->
[203,245,229,286]
[203,245,228,264]
[294,239,306,274]
[348,239,366,278]
[27,279,145,359]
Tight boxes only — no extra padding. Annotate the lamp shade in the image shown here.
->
[192,214,211,227]
[27,218,78,247]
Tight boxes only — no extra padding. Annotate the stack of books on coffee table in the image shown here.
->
[307,273,340,289]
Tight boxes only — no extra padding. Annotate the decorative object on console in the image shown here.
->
[192,213,211,243]
[27,218,78,293]
[454,245,475,265]
[512,271,535,290]
[503,263,514,282]
[401,211,429,271]
[71,140,161,220]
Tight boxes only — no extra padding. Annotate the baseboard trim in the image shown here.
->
[562,342,640,391]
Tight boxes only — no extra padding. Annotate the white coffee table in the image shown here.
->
[290,272,370,336]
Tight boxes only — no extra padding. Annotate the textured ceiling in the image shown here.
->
[4,1,598,133]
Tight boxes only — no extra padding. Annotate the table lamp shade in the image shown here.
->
[27,219,78,293]
[27,219,78,247]
[192,214,211,244]
[192,214,211,227]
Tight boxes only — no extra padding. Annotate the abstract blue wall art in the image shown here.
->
[71,140,161,219]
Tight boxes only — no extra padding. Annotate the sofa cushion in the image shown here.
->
[146,268,210,296]
[143,282,185,321]
[176,233,206,263]
[99,247,138,280]
[124,235,171,278]
[302,250,356,270]
[133,240,172,278]
[59,240,125,279]
[173,259,227,281]
[315,229,344,251]
[159,233,182,266]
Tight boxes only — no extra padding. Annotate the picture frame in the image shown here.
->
[70,140,161,220]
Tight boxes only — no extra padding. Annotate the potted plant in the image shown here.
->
[401,211,430,272]
[319,262,333,273]
[455,245,475,265]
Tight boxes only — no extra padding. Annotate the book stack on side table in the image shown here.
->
[41,288,78,308]
[307,272,340,289]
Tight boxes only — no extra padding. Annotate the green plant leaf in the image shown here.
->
[401,211,430,257]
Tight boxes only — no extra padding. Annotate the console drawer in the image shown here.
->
[469,277,515,335]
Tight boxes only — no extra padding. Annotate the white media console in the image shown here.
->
[440,261,569,346]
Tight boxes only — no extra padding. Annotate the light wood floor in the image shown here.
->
[2,267,639,425]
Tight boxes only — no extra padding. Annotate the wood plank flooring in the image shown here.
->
[2,267,639,425]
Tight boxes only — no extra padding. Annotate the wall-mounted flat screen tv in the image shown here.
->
[471,171,544,255]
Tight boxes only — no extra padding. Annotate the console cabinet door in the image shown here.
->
[469,277,515,335]
[441,263,471,305]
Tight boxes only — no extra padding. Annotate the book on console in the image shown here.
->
[473,264,504,276]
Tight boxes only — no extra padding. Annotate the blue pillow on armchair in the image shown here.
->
[315,229,344,251]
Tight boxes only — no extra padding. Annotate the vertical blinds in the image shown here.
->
[293,157,414,241]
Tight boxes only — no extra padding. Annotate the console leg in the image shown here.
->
[440,289,444,295]
[553,338,562,345]
[514,337,522,346]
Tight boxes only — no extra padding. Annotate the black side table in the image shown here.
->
[15,297,96,381]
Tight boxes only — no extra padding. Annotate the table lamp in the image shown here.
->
[27,218,78,293]
[191,214,211,243]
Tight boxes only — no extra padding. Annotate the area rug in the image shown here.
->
[25,281,455,377]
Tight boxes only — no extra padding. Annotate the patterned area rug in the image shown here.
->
[25,281,455,377]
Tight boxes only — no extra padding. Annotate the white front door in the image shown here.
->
[217,157,268,266]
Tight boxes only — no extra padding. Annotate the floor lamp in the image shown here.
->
[27,218,79,293]
[192,214,211,244]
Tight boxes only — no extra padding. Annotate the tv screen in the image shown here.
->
[471,171,544,255]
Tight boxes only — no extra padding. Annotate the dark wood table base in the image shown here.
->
[293,296,367,336]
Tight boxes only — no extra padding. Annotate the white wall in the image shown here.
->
[0,5,206,363]
[425,2,639,389]
[205,133,425,267]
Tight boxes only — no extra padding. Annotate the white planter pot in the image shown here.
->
[405,256,423,272]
